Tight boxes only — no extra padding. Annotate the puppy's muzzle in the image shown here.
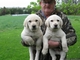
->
[32,25,36,30]
[54,24,58,29]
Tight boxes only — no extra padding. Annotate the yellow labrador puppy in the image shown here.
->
[42,15,68,60]
[21,14,43,60]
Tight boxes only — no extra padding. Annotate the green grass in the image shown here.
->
[0,15,29,60]
[0,15,80,60]
[67,15,80,59]
[0,29,29,60]
[0,15,26,30]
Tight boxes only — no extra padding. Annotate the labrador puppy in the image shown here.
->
[42,15,68,60]
[21,14,43,60]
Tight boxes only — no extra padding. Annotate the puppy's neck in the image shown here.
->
[26,27,41,33]
[48,27,61,32]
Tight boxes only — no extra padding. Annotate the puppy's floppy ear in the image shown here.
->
[45,19,50,27]
[60,19,63,28]
[39,18,43,26]
[23,18,28,27]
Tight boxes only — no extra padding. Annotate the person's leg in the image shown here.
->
[56,54,60,60]
[39,49,52,60]
[56,54,66,60]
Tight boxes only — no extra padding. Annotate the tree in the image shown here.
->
[26,0,40,13]
[58,0,80,15]
[62,0,79,4]
[78,0,80,3]
[1,7,6,15]
[73,0,78,4]
[62,0,69,3]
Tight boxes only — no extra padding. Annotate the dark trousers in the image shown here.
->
[39,50,66,60]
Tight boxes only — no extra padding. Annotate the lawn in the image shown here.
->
[0,15,80,60]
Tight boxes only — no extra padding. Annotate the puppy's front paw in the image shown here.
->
[42,49,48,55]
[28,40,34,45]
[63,47,68,52]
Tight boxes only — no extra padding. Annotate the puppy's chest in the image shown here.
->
[31,35,39,40]
[48,33,61,42]
[29,32,41,40]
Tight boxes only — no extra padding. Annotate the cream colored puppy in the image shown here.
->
[42,15,68,60]
[21,14,43,60]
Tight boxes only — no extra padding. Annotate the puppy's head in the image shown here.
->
[45,15,63,30]
[23,14,42,31]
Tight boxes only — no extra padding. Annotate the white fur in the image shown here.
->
[21,14,43,60]
[42,15,68,60]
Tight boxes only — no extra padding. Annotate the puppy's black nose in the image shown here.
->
[32,25,36,29]
[54,24,58,29]
[54,24,57,27]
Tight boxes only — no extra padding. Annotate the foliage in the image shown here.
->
[0,7,11,15]
[26,0,41,13]
[0,0,41,15]
[0,7,28,16]
[56,0,80,15]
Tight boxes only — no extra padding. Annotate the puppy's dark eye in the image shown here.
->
[57,20,59,22]
[35,20,38,22]
[51,20,53,22]
[29,20,31,23]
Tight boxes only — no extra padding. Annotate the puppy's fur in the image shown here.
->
[21,14,43,60]
[42,15,68,60]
